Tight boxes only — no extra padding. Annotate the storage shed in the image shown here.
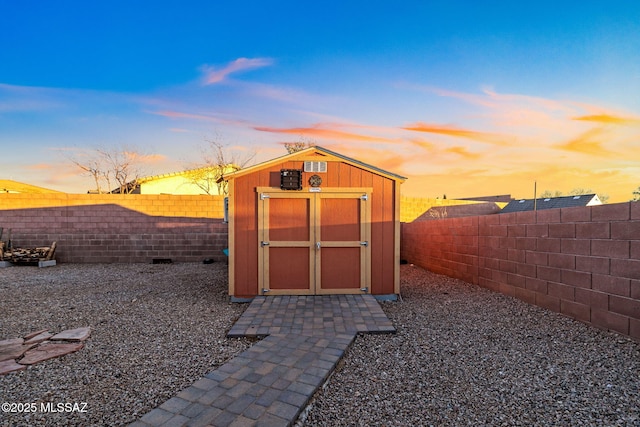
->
[222,146,406,301]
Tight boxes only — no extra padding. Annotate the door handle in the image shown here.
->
[316,242,321,250]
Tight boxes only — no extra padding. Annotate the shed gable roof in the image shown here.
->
[222,146,407,182]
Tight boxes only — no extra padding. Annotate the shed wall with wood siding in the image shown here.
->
[226,148,404,299]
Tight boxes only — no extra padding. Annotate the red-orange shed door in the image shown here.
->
[257,188,371,295]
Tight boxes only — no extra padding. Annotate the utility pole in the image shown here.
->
[533,181,537,211]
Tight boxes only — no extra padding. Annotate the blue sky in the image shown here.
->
[1,1,639,201]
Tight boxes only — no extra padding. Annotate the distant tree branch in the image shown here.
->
[540,188,609,204]
[183,138,256,195]
[283,137,316,154]
[67,146,145,194]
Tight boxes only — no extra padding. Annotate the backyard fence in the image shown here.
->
[0,193,227,263]
[0,193,484,263]
[2,193,638,340]
[401,202,640,341]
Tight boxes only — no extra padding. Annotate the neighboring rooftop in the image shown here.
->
[0,180,63,194]
[415,202,503,221]
[458,194,513,203]
[110,165,240,195]
[500,194,602,213]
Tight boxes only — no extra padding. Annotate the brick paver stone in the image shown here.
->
[131,295,395,426]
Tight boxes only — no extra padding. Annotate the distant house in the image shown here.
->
[415,202,503,221]
[500,194,602,213]
[110,165,239,195]
[458,194,513,204]
[0,180,62,194]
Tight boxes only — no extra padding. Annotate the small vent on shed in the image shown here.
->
[304,161,327,173]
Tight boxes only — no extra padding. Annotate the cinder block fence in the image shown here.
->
[3,193,639,340]
[401,202,640,341]
[0,194,227,263]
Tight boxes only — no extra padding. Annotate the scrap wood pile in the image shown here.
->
[0,227,56,264]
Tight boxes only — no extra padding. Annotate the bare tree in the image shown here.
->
[183,139,255,195]
[101,148,145,194]
[68,146,145,194]
[283,138,316,154]
[70,155,107,193]
[539,188,609,203]
[540,190,563,198]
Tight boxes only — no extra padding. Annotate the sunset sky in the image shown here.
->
[1,1,639,201]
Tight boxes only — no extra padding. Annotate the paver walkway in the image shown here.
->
[132,295,395,427]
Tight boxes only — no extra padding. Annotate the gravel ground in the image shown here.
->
[0,262,252,427]
[303,264,640,427]
[2,263,639,427]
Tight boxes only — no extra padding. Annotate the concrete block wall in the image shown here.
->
[401,202,640,340]
[401,216,480,284]
[0,194,227,263]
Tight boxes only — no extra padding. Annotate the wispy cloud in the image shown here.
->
[318,142,409,173]
[152,110,218,121]
[445,146,482,159]
[137,153,167,165]
[240,82,318,104]
[554,127,616,157]
[407,138,436,151]
[572,114,640,125]
[149,109,248,126]
[0,83,66,112]
[480,88,577,114]
[200,57,274,85]
[402,122,510,145]
[26,163,57,171]
[400,84,576,114]
[254,123,395,143]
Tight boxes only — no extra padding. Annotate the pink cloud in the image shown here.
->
[254,123,395,143]
[26,163,57,171]
[136,153,167,165]
[402,122,511,146]
[200,57,273,85]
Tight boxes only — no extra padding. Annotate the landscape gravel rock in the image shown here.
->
[302,264,640,426]
[2,262,639,426]
[0,262,252,427]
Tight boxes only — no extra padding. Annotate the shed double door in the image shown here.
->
[257,188,372,295]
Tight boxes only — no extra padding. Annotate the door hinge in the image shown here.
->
[360,287,369,293]
[360,194,368,201]
[261,241,270,247]
[360,241,369,247]
[260,193,270,200]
